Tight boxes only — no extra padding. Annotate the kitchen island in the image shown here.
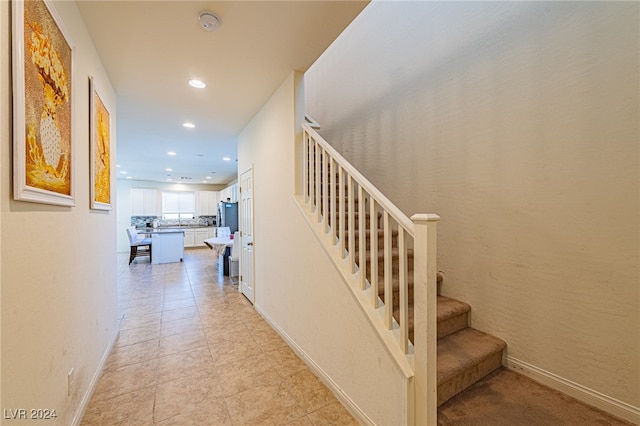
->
[138,228,185,264]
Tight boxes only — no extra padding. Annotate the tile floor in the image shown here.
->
[81,249,359,426]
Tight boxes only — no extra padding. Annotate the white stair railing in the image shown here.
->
[297,122,440,425]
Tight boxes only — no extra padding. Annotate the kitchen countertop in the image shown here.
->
[136,228,185,234]
[136,225,214,232]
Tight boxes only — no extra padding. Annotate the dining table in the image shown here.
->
[204,237,234,275]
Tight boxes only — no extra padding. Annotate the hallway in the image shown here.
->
[81,249,358,425]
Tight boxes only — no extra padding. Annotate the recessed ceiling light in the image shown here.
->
[166,178,173,181]
[116,164,121,168]
[222,157,231,161]
[168,151,176,156]
[183,122,195,128]
[165,168,173,172]
[188,79,206,89]
[202,181,207,183]
[120,171,127,174]
[126,176,132,179]
[206,176,212,180]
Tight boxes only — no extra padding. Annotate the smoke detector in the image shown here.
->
[198,11,221,32]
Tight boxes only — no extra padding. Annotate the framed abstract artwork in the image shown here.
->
[89,76,111,211]
[13,0,75,206]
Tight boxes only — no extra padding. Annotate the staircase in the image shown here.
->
[298,122,506,423]
[352,226,506,406]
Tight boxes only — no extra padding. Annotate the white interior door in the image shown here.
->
[239,168,254,303]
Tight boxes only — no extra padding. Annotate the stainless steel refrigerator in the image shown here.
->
[218,202,238,233]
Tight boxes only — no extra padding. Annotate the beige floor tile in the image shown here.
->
[204,325,253,346]
[126,293,163,306]
[195,296,229,310]
[285,369,338,413]
[81,385,156,426]
[224,381,306,425]
[115,323,161,347]
[266,346,308,378]
[216,353,283,397]
[153,373,224,422]
[163,283,192,293]
[161,305,198,323]
[199,310,241,329]
[155,397,231,426]
[91,358,158,402]
[164,292,193,304]
[104,339,159,371]
[252,325,289,352]
[156,346,217,384]
[306,402,360,425]
[163,297,196,311]
[158,328,208,357]
[160,315,202,337]
[210,333,264,367]
[119,311,162,331]
[124,303,163,317]
[285,415,315,426]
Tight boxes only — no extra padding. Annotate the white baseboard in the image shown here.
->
[70,330,119,426]
[505,355,640,425]
[255,304,376,426]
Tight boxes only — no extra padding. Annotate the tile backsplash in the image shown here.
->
[131,216,157,228]
[131,216,217,228]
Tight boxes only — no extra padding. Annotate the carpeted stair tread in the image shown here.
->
[437,327,506,405]
[437,296,471,321]
[437,296,471,338]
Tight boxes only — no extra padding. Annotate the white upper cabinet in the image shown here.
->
[220,183,238,203]
[197,191,219,216]
[131,188,159,216]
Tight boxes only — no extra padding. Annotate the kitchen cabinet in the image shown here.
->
[131,188,158,216]
[197,191,219,216]
[183,229,195,247]
[195,229,210,246]
[220,183,238,203]
[151,231,184,264]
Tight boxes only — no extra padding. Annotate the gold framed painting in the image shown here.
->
[89,77,111,211]
[13,0,75,206]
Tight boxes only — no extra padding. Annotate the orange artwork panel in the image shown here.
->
[93,88,110,206]
[23,0,72,196]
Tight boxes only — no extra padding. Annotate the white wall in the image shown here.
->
[1,2,118,424]
[115,179,225,252]
[237,72,408,425]
[305,1,639,411]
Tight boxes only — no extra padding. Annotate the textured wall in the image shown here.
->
[1,1,118,423]
[305,1,639,408]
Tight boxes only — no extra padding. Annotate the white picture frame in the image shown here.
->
[13,0,75,206]
[89,76,112,211]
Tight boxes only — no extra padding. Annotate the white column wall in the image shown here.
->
[1,2,118,424]
[305,1,639,410]
[237,72,407,425]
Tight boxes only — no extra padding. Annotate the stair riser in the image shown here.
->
[438,350,504,406]
[437,312,469,339]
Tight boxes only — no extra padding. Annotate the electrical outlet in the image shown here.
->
[67,368,75,396]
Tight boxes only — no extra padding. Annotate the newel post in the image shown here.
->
[411,213,440,426]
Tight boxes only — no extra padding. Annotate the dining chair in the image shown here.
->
[126,226,152,264]
[217,226,231,239]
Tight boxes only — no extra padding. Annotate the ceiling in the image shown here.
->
[77,1,368,186]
